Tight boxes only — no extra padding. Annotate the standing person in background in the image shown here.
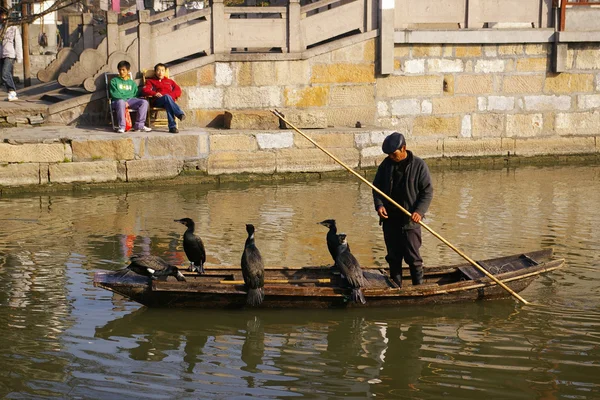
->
[0,7,22,102]
[110,60,151,133]
[372,132,433,288]
[142,63,186,134]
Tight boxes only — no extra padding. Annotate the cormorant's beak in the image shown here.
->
[174,219,184,224]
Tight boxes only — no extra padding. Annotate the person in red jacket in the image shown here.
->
[142,63,186,133]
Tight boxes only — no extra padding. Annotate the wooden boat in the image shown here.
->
[93,248,564,308]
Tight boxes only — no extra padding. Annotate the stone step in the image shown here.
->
[224,110,328,130]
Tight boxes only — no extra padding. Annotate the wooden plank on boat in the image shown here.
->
[219,278,332,285]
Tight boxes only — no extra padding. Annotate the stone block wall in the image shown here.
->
[172,39,600,147]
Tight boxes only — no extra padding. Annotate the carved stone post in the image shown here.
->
[106,11,119,57]
[175,0,186,17]
[212,0,225,54]
[288,0,303,53]
[138,10,151,73]
[379,0,394,75]
[82,12,94,50]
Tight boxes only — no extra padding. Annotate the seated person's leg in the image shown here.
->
[154,95,184,129]
[111,99,127,131]
[128,98,149,130]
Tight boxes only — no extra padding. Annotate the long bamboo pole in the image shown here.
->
[271,109,530,305]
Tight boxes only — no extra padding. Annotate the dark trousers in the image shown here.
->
[153,94,183,129]
[382,221,424,285]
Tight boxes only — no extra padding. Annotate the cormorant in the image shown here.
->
[122,254,186,281]
[174,218,206,274]
[318,219,339,266]
[335,233,366,304]
[241,224,265,306]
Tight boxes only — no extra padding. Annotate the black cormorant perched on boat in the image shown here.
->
[174,218,206,274]
[335,233,366,305]
[318,219,339,266]
[122,254,186,281]
[241,224,265,306]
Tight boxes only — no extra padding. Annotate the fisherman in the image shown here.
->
[372,132,433,288]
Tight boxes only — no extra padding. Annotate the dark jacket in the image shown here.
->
[372,150,433,229]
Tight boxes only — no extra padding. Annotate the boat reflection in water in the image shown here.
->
[93,303,514,398]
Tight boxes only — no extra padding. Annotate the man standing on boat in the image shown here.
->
[372,132,433,288]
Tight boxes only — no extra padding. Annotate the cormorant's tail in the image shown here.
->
[351,288,366,305]
[246,287,265,306]
[175,270,187,281]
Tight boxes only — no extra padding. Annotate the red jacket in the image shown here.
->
[142,77,182,100]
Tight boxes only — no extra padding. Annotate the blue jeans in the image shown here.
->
[111,98,149,130]
[153,94,183,129]
[0,58,16,92]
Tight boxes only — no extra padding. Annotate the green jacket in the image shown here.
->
[109,76,139,100]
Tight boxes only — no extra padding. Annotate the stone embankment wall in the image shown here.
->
[1,127,599,189]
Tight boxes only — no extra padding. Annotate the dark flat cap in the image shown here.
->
[382,132,406,154]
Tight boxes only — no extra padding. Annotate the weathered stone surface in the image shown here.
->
[0,143,69,163]
[432,97,477,114]
[193,110,225,128]
[207,151,275,175]
[506,114,543,137]
[408,137,443,159]
[359,146,387,168]
[394,45,410,57]
[127,159,183,181]
[483,45,497,57]
[224,86,281,108]
[332,41,367,62]
[421,100,432,114]
[143,135,205,158]
[455,75,494,94]
[376,75,442,98]
[472,113,505,137]
[544,73,594,94]
[282,110,328,128]
[310,64,375,84]
[256,132,294,149]
[443,74,454,96]
[524,95,571,111]
[223,110,279,130]
[293,132,355,149]
[443,138,504,157]
[474,60,505,73]
[461,115,472,138]
[478,96,515,112]
[516,58,547,72]
[49,160,119,183]
[376,117,412,131]
[391,99,421,116]
[578,94,600,110]
[413,116,461,136]
[236,62,253,86]
[0,163,40,186]
[253,61,277,86]
[455,45,482,58]
[324,107,375,127]
[555,111,600,135]
[427,59,464,73]
[276,148,358,173]
[210,134,257,152]
[275,60,310,85]
[502,75,544,93]
[377,101,389,117]
[574,48,600,69]
[412,44,442,57]
[330,85,375,106]
[215,63,233,86]
[363,39,376,62]
[524,44,547,55]
[284,86,329,107]
[174,70,199,87]
[72,138,134,161]
[403,59,425,74]
[354,130,396,148]
[199,64,215,86]
[188,87,224,109]
[514,136,597,156]
[498,44,524,56]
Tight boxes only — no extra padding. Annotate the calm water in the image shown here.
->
[1,164,599,399]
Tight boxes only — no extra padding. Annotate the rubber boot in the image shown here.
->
[409,264,424,285]
[389,264,403,288]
